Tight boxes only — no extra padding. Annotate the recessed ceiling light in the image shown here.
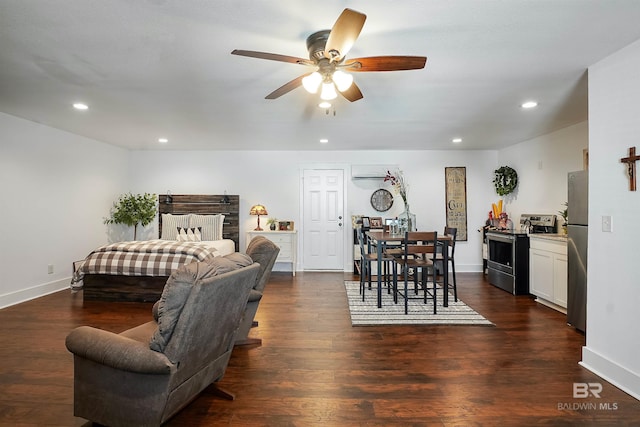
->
[452,138,462,143]
[158,138,168,143]
[319,139,329,144]
[72,103,88,110]
[521,101,538,109]
[318,102,331,109]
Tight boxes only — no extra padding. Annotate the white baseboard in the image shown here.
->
[0,277,71,310]
[580,346,640,401]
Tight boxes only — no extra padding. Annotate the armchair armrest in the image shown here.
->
[65,326,174,375]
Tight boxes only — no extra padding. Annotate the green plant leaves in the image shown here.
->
[104,193,157,238]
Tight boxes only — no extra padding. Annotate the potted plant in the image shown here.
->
[266,218,278,231]
[104,192,157,240]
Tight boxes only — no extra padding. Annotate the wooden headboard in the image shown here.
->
[158,194,240,251]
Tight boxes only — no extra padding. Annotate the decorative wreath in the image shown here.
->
[493,166,518,196]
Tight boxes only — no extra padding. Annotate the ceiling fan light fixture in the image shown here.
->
[320,82,338,100]
[332,70,353,92]
[302,72,322,93]
[318,101,332,109]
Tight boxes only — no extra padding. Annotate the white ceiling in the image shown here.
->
[3,1,640,151]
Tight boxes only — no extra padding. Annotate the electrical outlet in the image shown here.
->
[47,264,54,274]
[602,215,612,232]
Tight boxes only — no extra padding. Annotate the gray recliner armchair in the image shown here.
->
[65,255,259,427]
[235,235,280,346]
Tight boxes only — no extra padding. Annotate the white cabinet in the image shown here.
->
[529,236,568,313]
[247,231,297,276]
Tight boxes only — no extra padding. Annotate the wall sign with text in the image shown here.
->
[445,167,468,241]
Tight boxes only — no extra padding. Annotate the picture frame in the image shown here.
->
[369,217,383,228]
[445,167,468,241]
[278,220,295,231]
[361,216,370,229]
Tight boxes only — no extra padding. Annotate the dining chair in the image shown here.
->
[436,226,458,302]
[357,226,393,301]
[391,231,438,314]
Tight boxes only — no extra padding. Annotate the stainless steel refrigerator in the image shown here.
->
[567,170,588,332]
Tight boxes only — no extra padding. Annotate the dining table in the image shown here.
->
[366,230,453,309]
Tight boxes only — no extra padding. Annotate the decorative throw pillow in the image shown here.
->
[176,227,202,242]
[189,214,225,241]
[161,214,190,240]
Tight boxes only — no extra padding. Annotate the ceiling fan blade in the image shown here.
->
[340,81,363,102]
[344,56,427,72]
[265,73,311,99]
[231,49,315,66]
[324,9,366,62]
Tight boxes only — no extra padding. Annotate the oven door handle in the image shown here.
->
[487,233,515,243]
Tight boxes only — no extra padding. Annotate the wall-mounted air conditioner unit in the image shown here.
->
[351,164,397,179]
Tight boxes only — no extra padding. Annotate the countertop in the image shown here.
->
[529,233,568,242]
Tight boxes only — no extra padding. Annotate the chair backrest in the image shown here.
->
[403,231,438,261]
[357,225,368,258]
[444,226,457,256]
[246,236,280,294]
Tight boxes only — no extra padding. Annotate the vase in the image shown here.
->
[399,203,416,232]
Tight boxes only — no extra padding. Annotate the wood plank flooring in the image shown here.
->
[0,272,638,426]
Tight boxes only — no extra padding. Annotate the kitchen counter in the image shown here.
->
[529,233,568,242]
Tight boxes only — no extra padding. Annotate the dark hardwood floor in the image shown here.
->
[1,272,638,426]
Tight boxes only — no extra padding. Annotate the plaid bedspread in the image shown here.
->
[70,240,218,291]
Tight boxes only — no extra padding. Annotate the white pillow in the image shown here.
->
[161,214,190,240]
[189,214,225,240]
[176,227,202,242]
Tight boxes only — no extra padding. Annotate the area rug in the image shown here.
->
[344,281,494,326]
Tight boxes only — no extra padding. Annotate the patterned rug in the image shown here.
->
[344,280,494,326]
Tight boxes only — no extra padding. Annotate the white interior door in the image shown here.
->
[302,169,345,270]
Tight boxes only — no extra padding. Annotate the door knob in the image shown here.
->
[338,215,343,219]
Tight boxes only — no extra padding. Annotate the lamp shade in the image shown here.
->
[249,204,268,216]
[302,72,322,94]
[320,82,338,100]
[332,70,353,92]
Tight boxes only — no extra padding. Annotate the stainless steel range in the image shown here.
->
[486,214,557,295]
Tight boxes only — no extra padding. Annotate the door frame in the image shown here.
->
[299,163,350,272]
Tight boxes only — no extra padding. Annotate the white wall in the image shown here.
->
[581,39,640,399]
[0,113,130,308]
[497,121,588,228]
[129,149,498,273]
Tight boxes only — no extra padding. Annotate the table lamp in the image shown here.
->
[249,204,268,231]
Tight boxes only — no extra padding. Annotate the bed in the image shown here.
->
[72,194,240,302]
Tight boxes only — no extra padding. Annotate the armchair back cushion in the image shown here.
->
[150,253,253,353]
[246,236,280,296]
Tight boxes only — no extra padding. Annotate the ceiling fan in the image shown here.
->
[231,8,427,105]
